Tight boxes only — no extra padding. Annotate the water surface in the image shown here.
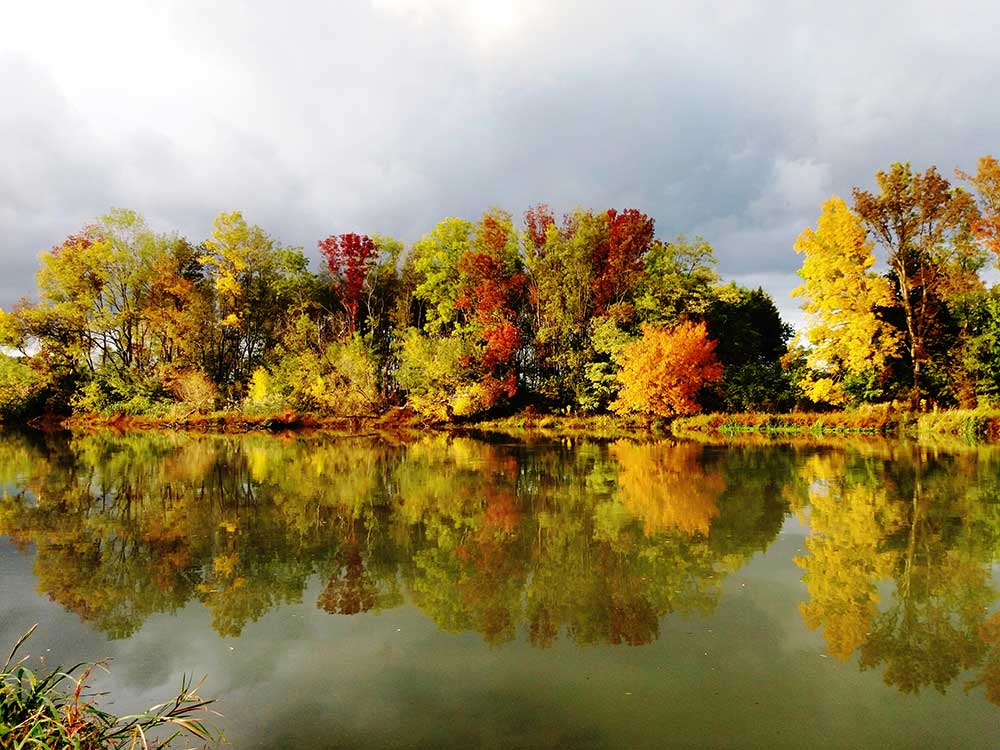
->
[0,431,998,748]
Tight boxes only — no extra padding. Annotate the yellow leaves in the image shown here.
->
[612,321,722,418]
[212,553,239,578]
[247,367,272,405]
[799,373,846,407]
[215,274,243,303]
[792,197,902,404]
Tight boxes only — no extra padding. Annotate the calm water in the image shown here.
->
[1,430,998,748]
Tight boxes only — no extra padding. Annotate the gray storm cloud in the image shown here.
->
[1,0,997,325]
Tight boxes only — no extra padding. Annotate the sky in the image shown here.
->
[1,0,998,327]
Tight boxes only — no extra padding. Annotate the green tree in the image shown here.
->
[635,236,720,325]
[199,211,315,391]
[410,217,474,335]
[705,286,795,411]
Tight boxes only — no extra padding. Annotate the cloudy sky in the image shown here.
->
[1,0,997,325]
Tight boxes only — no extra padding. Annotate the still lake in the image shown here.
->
[1,429,998,748]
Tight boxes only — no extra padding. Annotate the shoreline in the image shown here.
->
[8,407,1000,445]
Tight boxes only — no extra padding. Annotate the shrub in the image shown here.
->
[0,355,46,422]
[166,369,219,413]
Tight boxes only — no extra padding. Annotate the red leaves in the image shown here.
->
[592,208,655,315]
[50,233,94,257]
[458,248,526,406]
[318,233,377,334]
[524,204,555,251]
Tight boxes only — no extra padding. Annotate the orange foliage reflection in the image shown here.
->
[610,441,724,536]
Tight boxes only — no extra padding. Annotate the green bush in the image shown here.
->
[71,368,172,416]
[0,355,46,422]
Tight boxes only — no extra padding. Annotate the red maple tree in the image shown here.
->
[318,233,377,335]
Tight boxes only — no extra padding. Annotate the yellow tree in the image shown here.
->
[611,320,722,418]
[792,197,901,405]
[198,211,312,387]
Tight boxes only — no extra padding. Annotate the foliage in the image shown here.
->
[792,197,901,405]
[318,232,378,335]
[245,334,380,416]
[9,164,1000,421]
[0,625,218,749]
[395,329,476,420]
[410,218,474,335]
[635,236,719,325]
[455,209,528,409]
[591,208,655,314]
[853,163,983,403]
[705,286,795,411]
[612,321,723,418]
[0,355,46,422]
[959,154,1000,261]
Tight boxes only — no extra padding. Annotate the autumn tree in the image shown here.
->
[958,155,1000,260]
[455,209,528,409]
[523,210,606,404]
[199,211,314,390]
[611,321,722,418]
[318,232,378,335]
[792,197,902,405]
[853,164,983,404]
[591,208,655,315]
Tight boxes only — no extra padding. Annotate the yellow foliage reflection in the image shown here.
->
[610,441,724,536]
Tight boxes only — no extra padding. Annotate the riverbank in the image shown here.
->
[40,407,425,435]
[463,409,1000,444]
[13,407,1000,444]
[672,409,1000,442]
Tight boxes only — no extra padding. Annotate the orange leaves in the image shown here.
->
[960,154,1000,260]
[610,441,723,536]
[611,321,722,418]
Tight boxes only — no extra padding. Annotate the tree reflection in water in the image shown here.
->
[0,430,997,704]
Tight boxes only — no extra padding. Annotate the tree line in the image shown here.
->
[794,156,1000,408]
[0,206,791,420]
[0,154,996,421]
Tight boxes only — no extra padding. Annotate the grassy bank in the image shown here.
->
[461,413,659,440]
[15,407,1000,445]
[672,410,904,437]
[672,409,1000,443]
[50,406,426,435]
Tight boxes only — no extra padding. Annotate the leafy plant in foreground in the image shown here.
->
[0,625,220,750]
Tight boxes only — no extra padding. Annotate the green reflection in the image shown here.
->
[0,433,786,646]
[1,430,998,708]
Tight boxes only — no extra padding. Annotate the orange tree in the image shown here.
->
[611,320,722,418]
